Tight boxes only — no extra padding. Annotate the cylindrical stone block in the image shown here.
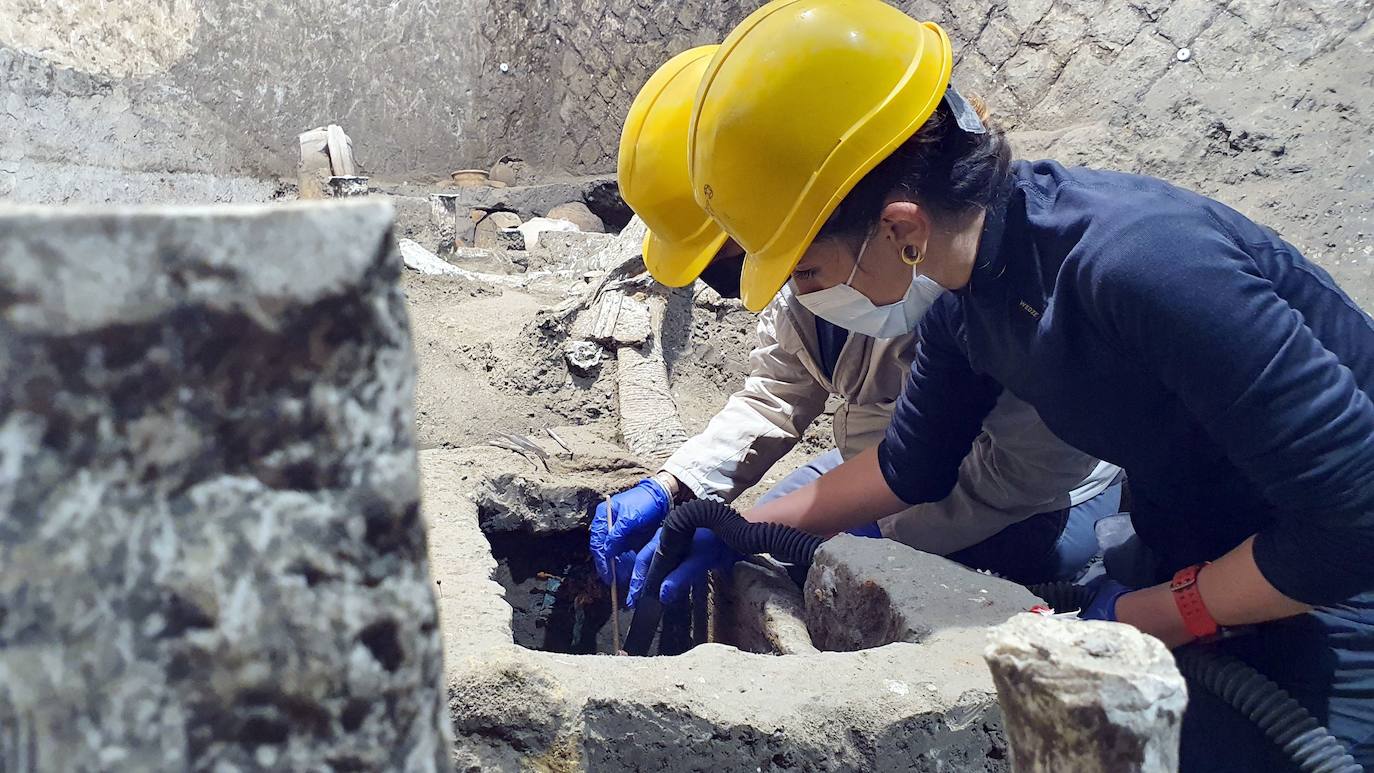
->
[984,614,1187,773]
[0,200,452,772]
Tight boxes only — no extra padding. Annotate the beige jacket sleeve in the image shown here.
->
[661,297,829,502]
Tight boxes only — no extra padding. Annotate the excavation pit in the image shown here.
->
[487,528,621,655]
[427,443,1016,769]
[486,526,707,656]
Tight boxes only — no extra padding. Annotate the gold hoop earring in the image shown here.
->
[902,245,924,266]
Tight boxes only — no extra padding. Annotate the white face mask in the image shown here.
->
[794,230,946,338]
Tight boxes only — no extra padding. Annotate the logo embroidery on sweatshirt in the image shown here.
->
[1018,300,1042,320]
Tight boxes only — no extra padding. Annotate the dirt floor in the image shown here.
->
[404,269,833,508]
[405,274,609,451]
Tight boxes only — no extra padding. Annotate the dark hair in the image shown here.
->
[817,92,1012,244]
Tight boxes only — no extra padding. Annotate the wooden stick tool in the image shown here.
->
[605,494,622,655]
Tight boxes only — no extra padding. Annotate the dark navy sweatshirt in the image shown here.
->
[878,160,1374,607]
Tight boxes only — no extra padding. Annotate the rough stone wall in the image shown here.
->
[908,0,1374,306]
[0,200,451,772]
[473,0,1373,303]
[472,0,757,172]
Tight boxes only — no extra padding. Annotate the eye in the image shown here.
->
[793,268,816,281]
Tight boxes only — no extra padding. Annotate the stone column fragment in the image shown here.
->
[0,200,451,772]
[984,614,1186,773]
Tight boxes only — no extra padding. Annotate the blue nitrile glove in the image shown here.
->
[589,478,672,587]
[846,522,882,538]
[1079,576,1134,621]
[626,526,740,608]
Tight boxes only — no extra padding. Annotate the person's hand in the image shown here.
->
[846,522,882,538]
[1079,576,1134,622]
[627,526,740,608]
[589,478,672,589]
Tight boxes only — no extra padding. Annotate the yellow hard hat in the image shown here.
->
[690,0,953,311]
[618,45,730,288]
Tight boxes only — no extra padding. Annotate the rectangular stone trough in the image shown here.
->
[423,441,1024,772]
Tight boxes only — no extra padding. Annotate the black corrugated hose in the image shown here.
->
[1026,581,1361,773]
[623,500,823,656]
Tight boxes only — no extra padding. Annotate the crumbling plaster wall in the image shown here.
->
[1,0,733,201]
[1,0,486,203]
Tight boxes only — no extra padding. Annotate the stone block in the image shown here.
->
[528,230,618,272]
[495,228,525,251]
[515,216,579,250]
[470,209,523,251]
[725,559,818,655]
[985,614,1186,772]
[325,175,369,197]
[486,210,523,230]
[391,193,438,246]
[473,214,501,250]
[0,200,451,772]
[804,535,1040,651]
[430,179,614,223]
[547,201,605,233]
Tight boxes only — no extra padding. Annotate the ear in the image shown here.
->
[878,200,931,255]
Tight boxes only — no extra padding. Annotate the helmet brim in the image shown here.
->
[643,226,731,288]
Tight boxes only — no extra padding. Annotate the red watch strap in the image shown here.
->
[1171,562,1220,642]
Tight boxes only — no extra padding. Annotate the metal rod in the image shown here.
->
[605,494,622,655]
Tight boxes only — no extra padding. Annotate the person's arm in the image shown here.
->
[661,298,829,501]
[1116,537,1310,647]
[744,295,1002,534]
[1087,213,1374,639]
[744,445,904,534]
[883,392,1117,555]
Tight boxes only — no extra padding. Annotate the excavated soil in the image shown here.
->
[404,274,607,451]
[404,270,834,508]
